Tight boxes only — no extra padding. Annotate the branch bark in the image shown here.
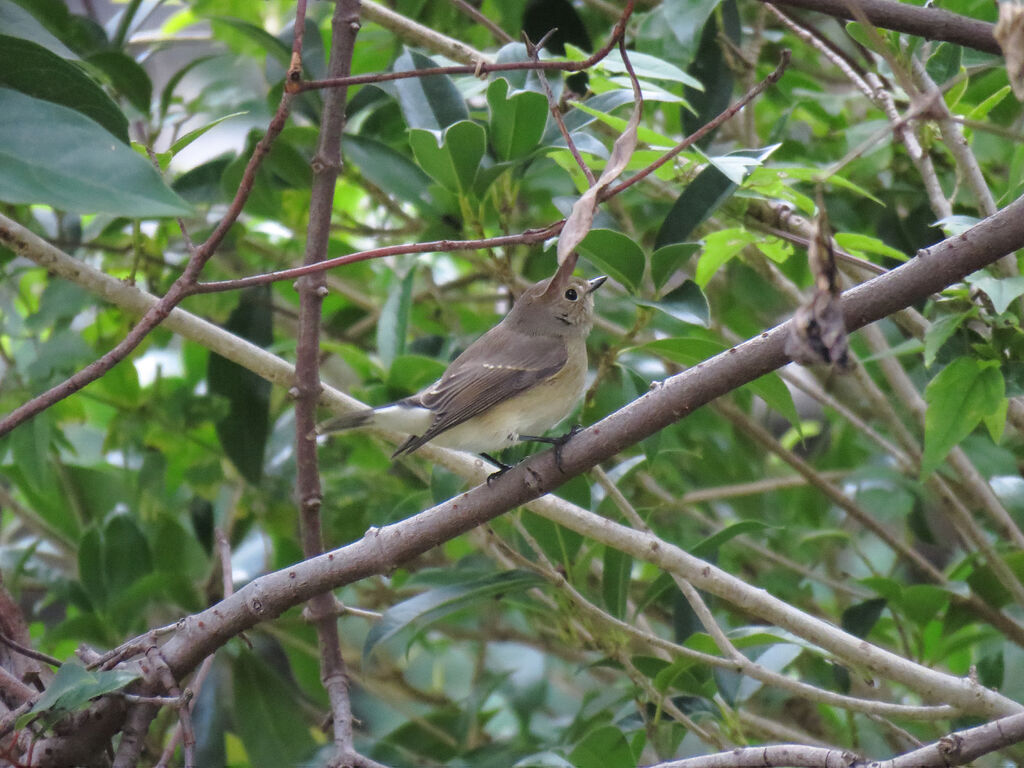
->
[760,0,999,54]
[293,0,361,760]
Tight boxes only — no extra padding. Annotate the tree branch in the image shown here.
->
[759,0,999,55]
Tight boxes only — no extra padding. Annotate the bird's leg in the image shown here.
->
[519,425,583,472]
[481,452,514,485]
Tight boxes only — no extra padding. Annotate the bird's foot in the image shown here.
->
[482,453,514,485]
[519,425,583,473]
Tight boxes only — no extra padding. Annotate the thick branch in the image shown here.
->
[761,0,999,55]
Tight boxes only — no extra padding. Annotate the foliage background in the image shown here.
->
[2,0,1024,765]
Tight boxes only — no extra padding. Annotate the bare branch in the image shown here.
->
[756,0,999,54]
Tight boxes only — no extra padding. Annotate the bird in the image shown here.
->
[319,271,606,474]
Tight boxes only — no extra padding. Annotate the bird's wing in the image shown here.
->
[393,328,566,456]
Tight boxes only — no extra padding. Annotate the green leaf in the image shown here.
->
[966,551,1024,609]
[208,287,273,484]
[409,120,485,196]
[487,78,548,161]
[210,16,291,67]
[694,228,757,287]
[597,48,702,89]
[345,133,434,209]
[841,598,887,638]
[656,163,736,249]
[0,0,76,58]
[568,725,635,768]
[169,111,247,158]
[900,585,948,626]
[650,243,700,292]
[0,34,128,142]
[0,88,191,216]
[749,371,801,432]
[232,650,317,768]
[576,229,645,292]
[922,358,1005,474]
[833,232,907,263]
[925,42,961,85]
[638,337,725,366]
[102,513,153,595]
[363,570,544,659]
[635,280,710,327]
[691,520,771,560]
[391,48,468,130]
[660,0,722,64]
[967,85,1011,121]
[923,311,973,367]
[602,546,631,619]
[966,274,1024,314]
[85,50,152,114]
[25,661,139,728]
[377,268,416,369]
[387,354,446,395]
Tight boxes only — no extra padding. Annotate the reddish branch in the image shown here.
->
[761,0,999,55]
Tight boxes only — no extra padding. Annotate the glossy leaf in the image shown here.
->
[0,34,128,142]
[487,78,548,160]
[0,88,190,215]
[650,243,700,292]
[392,48,468,130]
[345,133,434,208]
[576,229,645,292]
[409,120,486,196]
[655,163,736,249]
[635,280,710,327]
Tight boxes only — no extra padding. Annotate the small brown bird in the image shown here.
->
[320,271,606,469]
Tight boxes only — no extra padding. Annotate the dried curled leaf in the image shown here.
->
[556,45,643,267]
[995,1,1024,100]
[785,202,852,371]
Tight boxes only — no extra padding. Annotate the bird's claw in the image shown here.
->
[482,453,513,485]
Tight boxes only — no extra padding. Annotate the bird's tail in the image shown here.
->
[316,409,375,434]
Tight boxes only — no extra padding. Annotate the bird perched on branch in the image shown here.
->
[320,265,605,475]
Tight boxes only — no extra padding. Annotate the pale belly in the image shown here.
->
[430,360,587,454]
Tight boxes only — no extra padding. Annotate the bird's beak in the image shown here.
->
[588,276,608,293]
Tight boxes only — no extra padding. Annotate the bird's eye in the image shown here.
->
[564,288,578,301]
